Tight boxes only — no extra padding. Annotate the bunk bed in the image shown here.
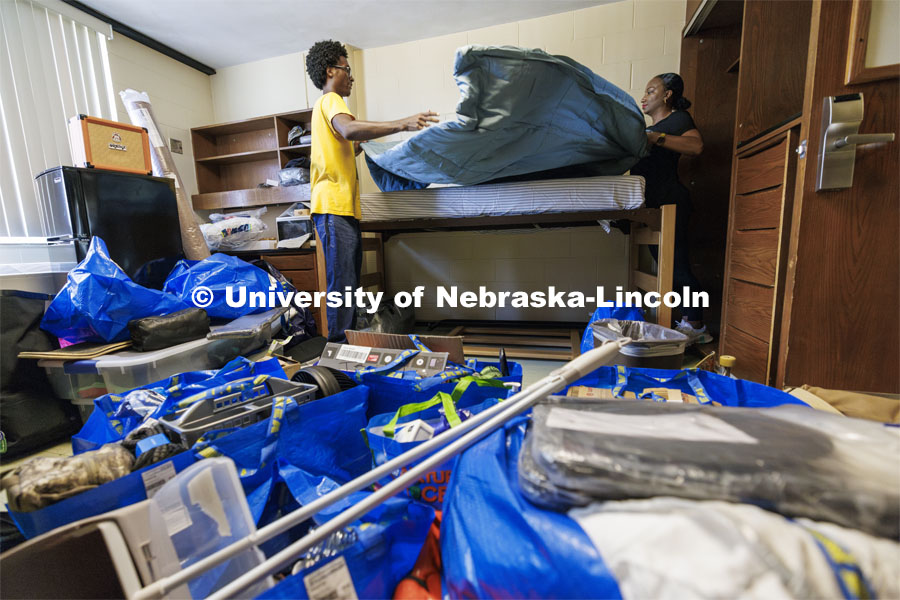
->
[355,175,676,359]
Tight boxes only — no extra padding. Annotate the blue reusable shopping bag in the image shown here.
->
[257,496,435,600]
[72,357,286,454]
[442,366,806,598]
[9,448,198,539]
[339,335,523,418]
[442,417,624,599]
[564,365,808,408]
[580,305,645,354]
[365,386,508,509]
[194,386,372,526]
[360,359,522,418]
[41,237,189,344]
[163,253,282,320]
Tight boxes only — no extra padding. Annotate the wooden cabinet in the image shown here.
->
[687,0,898,392]
[721,129,798,384]
[225,249,326,335]
[190,109,313,210]
[682,0,809,386]
[733,1,811,145]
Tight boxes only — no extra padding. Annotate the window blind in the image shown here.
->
[0,0,116,239]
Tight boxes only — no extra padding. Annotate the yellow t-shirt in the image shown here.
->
[310,92,360,219]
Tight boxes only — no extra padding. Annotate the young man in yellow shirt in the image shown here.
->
[306,40,437,342]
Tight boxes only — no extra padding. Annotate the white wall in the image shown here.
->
[107,35,216,197]
[209,49,360,122]
[357,0,685,321]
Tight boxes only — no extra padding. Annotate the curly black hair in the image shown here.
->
[306,40,347,90]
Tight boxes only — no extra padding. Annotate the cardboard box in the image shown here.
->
[68,115,152,175]
[319,342,449,377]
[345,331,465,365]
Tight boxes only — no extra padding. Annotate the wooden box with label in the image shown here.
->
[68,115,152,175]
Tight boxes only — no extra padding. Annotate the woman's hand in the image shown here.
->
[644,129,704,156]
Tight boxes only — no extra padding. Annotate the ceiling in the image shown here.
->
[78,0,615,71]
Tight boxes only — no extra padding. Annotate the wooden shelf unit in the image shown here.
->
[191,109,313,208]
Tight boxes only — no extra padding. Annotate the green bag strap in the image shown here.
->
[384,391,460,439]
[449,374,508,404]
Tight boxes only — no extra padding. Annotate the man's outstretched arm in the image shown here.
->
[332,111,439,142]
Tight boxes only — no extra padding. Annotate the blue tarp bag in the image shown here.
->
[360,359,522,418]
[340,335,523,418]
[41,237,189,344]
[365,387,507,509]
[257,496,434,600]
[163,253,282,320]
[194,386,372,527]
[9,449,198,539]
[72,357,286,454]
[442,417,623,599]
[442,366,806,598]
[565,365,808,408]
[580,305,645,354]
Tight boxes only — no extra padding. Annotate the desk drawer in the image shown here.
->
[729,229,779,286]
[722,326,770,384]
[733,187,783,231]
[265,254,315,271]
[735,138,788,195]
[725,279,774,341]
[282,269,317,291]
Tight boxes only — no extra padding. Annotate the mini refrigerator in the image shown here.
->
[35,166,184,289]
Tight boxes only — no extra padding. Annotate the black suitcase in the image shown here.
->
[1,290,80,459]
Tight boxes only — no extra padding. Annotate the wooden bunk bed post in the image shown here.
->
[628,204,676,328]
[314,229,329,338]
[315,230,387,340]
[359,233,386,291]
[656,203,676,328]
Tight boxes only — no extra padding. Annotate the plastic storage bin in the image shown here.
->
[92,336,260,394]
[39,359,108,404]
[41,309,283,400]
[149,458,272,598]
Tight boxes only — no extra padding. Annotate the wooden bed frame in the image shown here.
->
[331,204,676,359]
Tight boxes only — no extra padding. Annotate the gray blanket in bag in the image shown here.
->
[362,45,650,191]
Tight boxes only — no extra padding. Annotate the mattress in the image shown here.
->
[360,175,645,222]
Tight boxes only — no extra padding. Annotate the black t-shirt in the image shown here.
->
[630,110,696,208]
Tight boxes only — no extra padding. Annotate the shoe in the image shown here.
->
[675,318,714,345]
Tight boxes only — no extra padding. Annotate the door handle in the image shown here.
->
[816,94,894,191]
[831,133,895,150]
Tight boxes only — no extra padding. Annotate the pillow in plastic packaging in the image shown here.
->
[40,237,189,344]
[520,399,900,539]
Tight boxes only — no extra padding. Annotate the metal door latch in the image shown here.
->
[817,93,895,190]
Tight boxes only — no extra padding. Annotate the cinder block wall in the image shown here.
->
[354,0,686,321]
[108,35,215,198]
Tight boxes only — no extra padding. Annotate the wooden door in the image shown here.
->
[777,0,899,392]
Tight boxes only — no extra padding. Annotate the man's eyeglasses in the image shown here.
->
[331,65,351,76]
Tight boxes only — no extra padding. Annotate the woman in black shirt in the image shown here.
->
[630,73,711,343]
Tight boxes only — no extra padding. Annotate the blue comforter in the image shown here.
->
[362,45,649,191]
